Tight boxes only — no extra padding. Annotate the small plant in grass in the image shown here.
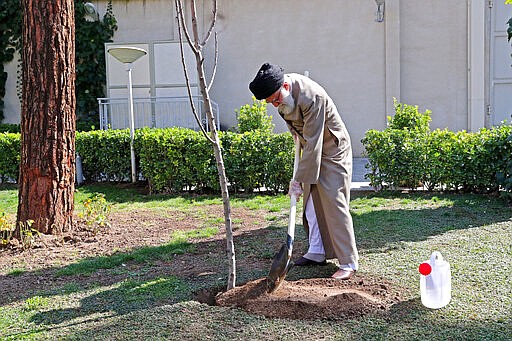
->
[7,268,26,276]
[18,219,39,249]
[0,212,14,246]
[78,193,112,234]
[1,214,39,249]
[24,295,50,311]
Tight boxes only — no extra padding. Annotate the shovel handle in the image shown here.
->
[292,135,301,179]
[266,137,302,293]
[287,137,301,253]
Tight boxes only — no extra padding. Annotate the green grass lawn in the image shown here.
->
[0,185,511,340]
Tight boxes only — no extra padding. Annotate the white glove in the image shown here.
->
[288,179,303,198]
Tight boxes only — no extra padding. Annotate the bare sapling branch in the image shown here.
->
[175,1,212,142]
[176,0,198,55]
[189,0,200,50]
[175,0,236,291]
[207,32,218,92]
[201,1,217,46]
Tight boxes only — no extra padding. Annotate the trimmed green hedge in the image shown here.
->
[137,128,293,193]
[4,116,511,198]
[0,128,294,193]
[0,132,20,182]
[76,129,134,182]
[137,128,218,193]
[362,101,512,197]
[223,131,293,193]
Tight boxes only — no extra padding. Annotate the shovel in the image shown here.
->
[266,137,301,293]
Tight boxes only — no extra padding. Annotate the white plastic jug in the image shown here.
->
[419,251,451,309]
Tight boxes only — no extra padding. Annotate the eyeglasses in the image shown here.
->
[266,88,282,106]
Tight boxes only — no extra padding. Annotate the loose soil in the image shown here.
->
[215,277,402,320]
[0,193,405,320]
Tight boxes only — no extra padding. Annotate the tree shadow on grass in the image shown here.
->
[1,191,510,337]
[378,298,512,339]
[26,297,512,340]
[350,192,512,251]
[28,274,192,326]
[2,192,510,305]
[10,222,307,330]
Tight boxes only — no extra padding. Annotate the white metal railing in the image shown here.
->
[98,96,220,131]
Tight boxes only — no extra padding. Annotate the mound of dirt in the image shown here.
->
[216,276,403,320]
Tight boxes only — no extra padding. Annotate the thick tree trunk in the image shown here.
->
[17,0,76,235]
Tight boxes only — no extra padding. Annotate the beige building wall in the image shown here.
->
[104,0,175,42]
[2,0,498,157]
[399,1,469,131]
[211,0,387,156]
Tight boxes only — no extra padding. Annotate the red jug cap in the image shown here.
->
[419,262,432,275]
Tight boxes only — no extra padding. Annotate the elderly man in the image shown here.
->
[249,62,359,280]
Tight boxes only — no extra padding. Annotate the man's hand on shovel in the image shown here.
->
[288,179,303,199]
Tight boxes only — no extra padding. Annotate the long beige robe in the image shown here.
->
[279,73,359,265]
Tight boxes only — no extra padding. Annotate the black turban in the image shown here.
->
[249,63,284,100]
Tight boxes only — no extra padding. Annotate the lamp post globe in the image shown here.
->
[107,47,147,183]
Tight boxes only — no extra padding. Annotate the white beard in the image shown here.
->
[278,90,295,116]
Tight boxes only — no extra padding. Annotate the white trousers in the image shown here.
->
[304,195,358,271]
[305,195,325,255]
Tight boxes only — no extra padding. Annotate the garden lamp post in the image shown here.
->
[107,46,147,183]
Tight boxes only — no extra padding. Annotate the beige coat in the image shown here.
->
[279,73,359,265]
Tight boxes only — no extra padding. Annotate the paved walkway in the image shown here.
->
[351,158,373,191]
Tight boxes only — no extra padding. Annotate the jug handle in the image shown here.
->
[430,251,443,263]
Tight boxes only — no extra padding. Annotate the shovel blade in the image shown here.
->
[266,243,294,293]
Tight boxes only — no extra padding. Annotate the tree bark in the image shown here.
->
[17,0,76,235]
